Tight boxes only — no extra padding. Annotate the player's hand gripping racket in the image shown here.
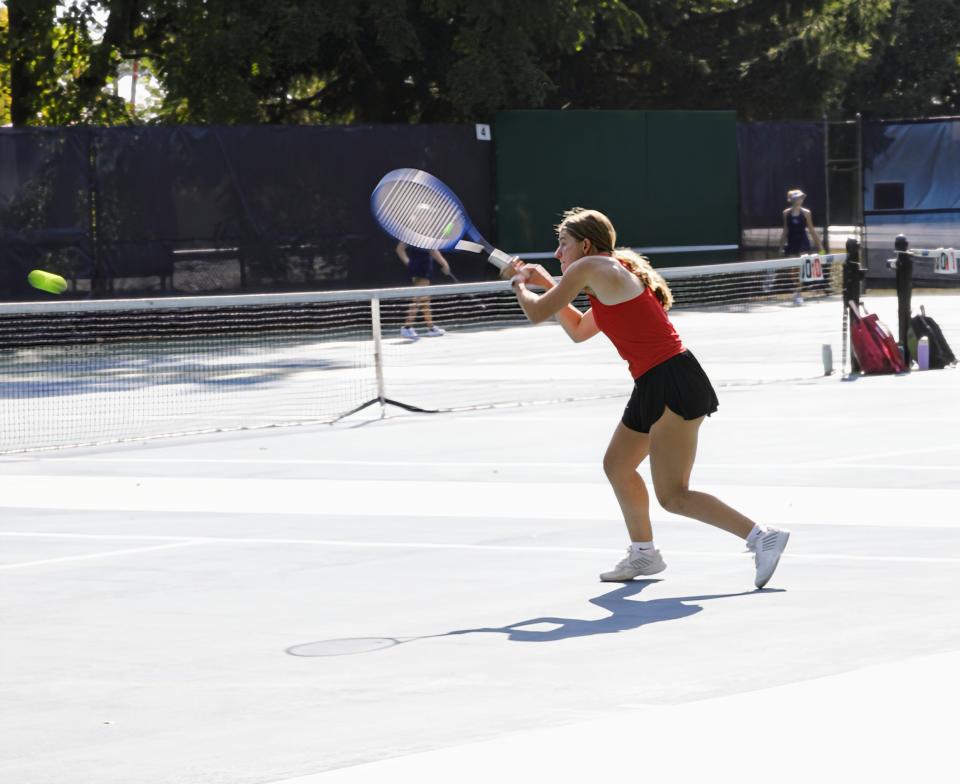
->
[371,168,513,271]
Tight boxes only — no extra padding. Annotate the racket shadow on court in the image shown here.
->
[286,581,783,657]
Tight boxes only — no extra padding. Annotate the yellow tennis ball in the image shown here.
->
[28,269,68,295]
[442,221,455,237]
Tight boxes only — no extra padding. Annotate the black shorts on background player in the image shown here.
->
[407,247,433,280]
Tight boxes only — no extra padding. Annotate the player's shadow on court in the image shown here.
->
[450,580,780,643]
[286,581,784,657]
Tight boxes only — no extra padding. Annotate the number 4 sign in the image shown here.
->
[799,254,824,282]
[934,248,958,274]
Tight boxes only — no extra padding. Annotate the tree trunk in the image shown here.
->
[6,0,57,126]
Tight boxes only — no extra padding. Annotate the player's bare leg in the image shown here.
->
[602,423,652,542]
[401,278,431,339]
[648,406,755,538]
[599,424,665,581]
[418,295,435,328]
[411,278,444,336]
[648,406,788,587]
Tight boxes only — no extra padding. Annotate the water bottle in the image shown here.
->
[918,336,930,370]
[822,344,833,375]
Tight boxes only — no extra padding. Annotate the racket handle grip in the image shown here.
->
[488,249,512,270]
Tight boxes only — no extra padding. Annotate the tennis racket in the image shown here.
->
[371,168,513,271]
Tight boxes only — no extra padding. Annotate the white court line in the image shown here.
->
[0,531,200,542]
[13,457,598,467]
[2,532,959,565]
[4,457,959,471]
[824,442,960,463]
[0,540,205,570]
[1,476,959,528]
[444,414,960,424]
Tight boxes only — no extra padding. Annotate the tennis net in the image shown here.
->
[0,254,844,453]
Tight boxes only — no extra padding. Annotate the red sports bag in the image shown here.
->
[848,301,905,374]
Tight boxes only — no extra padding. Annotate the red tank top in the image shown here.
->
[587,287,685,379]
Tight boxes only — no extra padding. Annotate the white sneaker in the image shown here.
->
[752,527,790,588]
[599,548,666,581]
[424,326,446,337]
[400,326,419,340]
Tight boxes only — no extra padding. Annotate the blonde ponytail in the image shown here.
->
[614,248,674,311]
[558,207,674,310]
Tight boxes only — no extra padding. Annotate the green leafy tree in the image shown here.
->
[5,0,953,126]
[843,0,960,118]
[4,0,58,125]
[2,0,152,125]
[148,0,645,123]
[147,0,420,123]
[0,0,648,124]
[549,1,892,120]
[0,5,10,124]
[417,0,645,120]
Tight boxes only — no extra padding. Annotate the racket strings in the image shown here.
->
[373,178,464,247]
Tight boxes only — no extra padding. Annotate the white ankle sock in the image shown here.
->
[746,525,765,547]
[630,541,654,552]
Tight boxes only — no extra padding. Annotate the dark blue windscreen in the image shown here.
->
[863,119,960,282]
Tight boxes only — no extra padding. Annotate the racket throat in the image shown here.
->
[455,239,485,254]
[456,233,511,270]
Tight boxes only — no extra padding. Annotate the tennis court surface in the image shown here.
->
[2,291,959,783]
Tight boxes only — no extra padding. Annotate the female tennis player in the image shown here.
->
[396,241,451,339]
[504,208,789,589]
[780,189,824,257]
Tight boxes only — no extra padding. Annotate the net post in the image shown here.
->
[331,293,441,424]
[822,115,830,254]
[855,112,866,273]
[895,234,912,370]
[843,237,865,375]
[370,296,387,416]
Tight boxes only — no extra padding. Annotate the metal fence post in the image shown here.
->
[895,234,912,369]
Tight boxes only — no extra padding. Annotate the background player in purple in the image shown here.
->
[780,189,824,257]
[396,242,451,339]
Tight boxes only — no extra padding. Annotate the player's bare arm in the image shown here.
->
[430,249,450,275]
[803,209,824,252]
[508,257,595,323]
[504,261,599,342]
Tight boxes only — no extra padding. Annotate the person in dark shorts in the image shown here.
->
[396,242,451,340]
[779,189,825,303]
[503,208,789,589]
[780,189,824,256]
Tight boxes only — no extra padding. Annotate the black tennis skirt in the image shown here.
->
[621,350,719,433]
[408,256,433,280]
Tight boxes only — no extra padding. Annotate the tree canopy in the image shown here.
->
[2,0,958,126]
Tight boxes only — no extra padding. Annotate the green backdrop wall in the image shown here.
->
[494,110,739,263]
